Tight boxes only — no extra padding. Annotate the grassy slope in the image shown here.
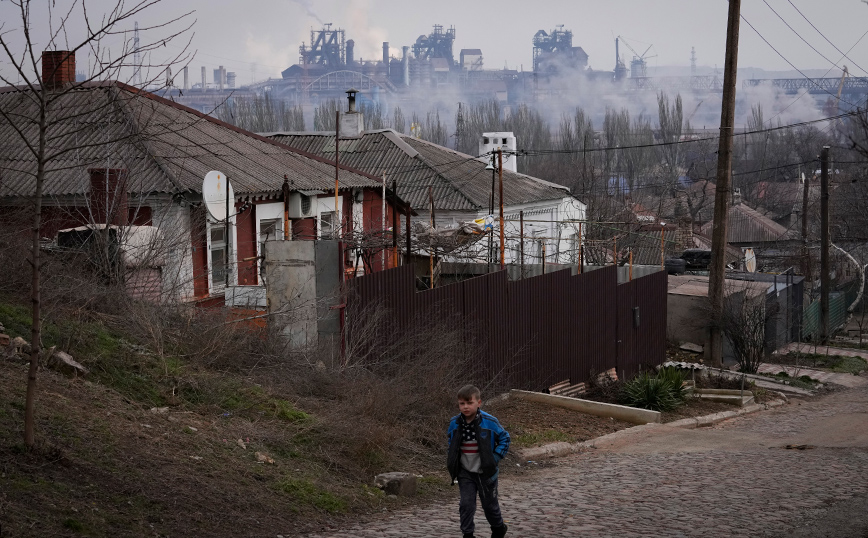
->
[0,300,451,537]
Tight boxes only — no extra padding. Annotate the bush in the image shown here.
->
[620,368,687,412]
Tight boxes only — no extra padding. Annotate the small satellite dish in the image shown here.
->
[202,171,234,221]
[744,247,757,273]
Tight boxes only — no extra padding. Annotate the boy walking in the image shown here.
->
[447,385,510,538]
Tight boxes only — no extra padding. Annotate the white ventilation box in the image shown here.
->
[287,192,317,218]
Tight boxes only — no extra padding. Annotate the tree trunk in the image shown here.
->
[24,96,47,448]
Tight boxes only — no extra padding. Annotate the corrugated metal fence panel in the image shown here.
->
[616,270,668,379]
[346,262,667,391]
[461,271,507,384]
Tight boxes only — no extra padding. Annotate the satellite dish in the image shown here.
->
[744,247,757,273]
[202,171,234,221]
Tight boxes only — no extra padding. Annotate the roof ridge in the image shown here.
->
[113,81,391,188]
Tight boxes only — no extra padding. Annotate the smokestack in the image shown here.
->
[201,66,206,92]
[616,38,619,67]
[218,66,224,91]
[382,42,390,73]
[346,39,355,66]
[166,67,172,88]
[41,51,76,90]
[87,168,129,226]
[183,66,189,90]
[402,46,410,87]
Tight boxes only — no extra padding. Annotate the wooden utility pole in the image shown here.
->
[708,0,742,368]
[498,149,505,269]
[801,167,811,278]
[820,146,830,343]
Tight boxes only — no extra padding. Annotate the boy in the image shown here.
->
[447,385,510,538]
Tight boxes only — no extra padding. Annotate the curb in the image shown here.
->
[521,398,788,461]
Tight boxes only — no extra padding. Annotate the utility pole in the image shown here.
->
[498,149,505,269]
[820,146,830,344]
[708,0,742,368]
[801,166,811,278]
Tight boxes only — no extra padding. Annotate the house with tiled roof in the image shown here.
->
[265,104,585,266]
[0,51,410,305]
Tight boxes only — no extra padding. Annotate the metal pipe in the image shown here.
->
[429,186,435,289]
[335,111,340,239]
[520,210,524,280]
[382,173,387,271]
[578,222,583,274]
[392,179,398,267]
[406,196,411,265]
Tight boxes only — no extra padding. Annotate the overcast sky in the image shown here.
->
[2,0,867,84]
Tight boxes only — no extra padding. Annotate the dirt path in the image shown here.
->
[307,381,868,537]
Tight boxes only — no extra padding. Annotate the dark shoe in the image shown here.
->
[491,523,508,538]
[463,534,476,538]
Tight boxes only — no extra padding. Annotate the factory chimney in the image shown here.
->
[346,39,355,66]
[339,88,364,138]
[183,66,189,90]
[402,46,410,87]
[201,66,206,92]
[382,42,390,75]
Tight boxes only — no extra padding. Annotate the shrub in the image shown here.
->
[620,368,687,412]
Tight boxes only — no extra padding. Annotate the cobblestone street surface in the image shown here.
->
[308,382,868,538]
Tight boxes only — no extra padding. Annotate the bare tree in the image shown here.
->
[717,283,774,374]
[0,0,192,447]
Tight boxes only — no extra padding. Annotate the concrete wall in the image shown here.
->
[264,240,318,349]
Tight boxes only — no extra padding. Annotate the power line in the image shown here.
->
[786,0,868,77]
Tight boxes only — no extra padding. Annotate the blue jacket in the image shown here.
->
[447,410,510,483]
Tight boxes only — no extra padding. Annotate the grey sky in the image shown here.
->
[2,0,867,84]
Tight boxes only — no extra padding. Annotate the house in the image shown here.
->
[0,51,410,308]
[265,99,586,269]
[698,198,800,272]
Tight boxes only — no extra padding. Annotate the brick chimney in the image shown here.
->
[88,168,129,226]
[41,51,76,90]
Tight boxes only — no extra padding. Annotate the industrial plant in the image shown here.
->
[158,21,868,118]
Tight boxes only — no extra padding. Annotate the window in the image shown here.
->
[210,225,230,286]
[320,211,337,238]
[483,137,489,144]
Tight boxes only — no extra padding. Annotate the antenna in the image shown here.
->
[133,21,142,87]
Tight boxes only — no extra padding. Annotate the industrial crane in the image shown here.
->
[824,65,849,120]
[617,35,656,78]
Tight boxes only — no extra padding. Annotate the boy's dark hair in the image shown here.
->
[457,385,481,401]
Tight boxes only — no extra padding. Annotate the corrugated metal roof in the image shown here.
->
[266,130,571,212]
[0,82,383,199]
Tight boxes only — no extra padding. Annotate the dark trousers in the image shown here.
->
[458,468,504,534]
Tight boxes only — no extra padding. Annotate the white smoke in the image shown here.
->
[289,0,325,25]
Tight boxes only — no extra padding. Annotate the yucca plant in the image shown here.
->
[620,368,687,412]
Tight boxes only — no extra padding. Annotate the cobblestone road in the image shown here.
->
[309,383,868,538]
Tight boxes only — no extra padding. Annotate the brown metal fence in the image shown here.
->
[346,265,667,391]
